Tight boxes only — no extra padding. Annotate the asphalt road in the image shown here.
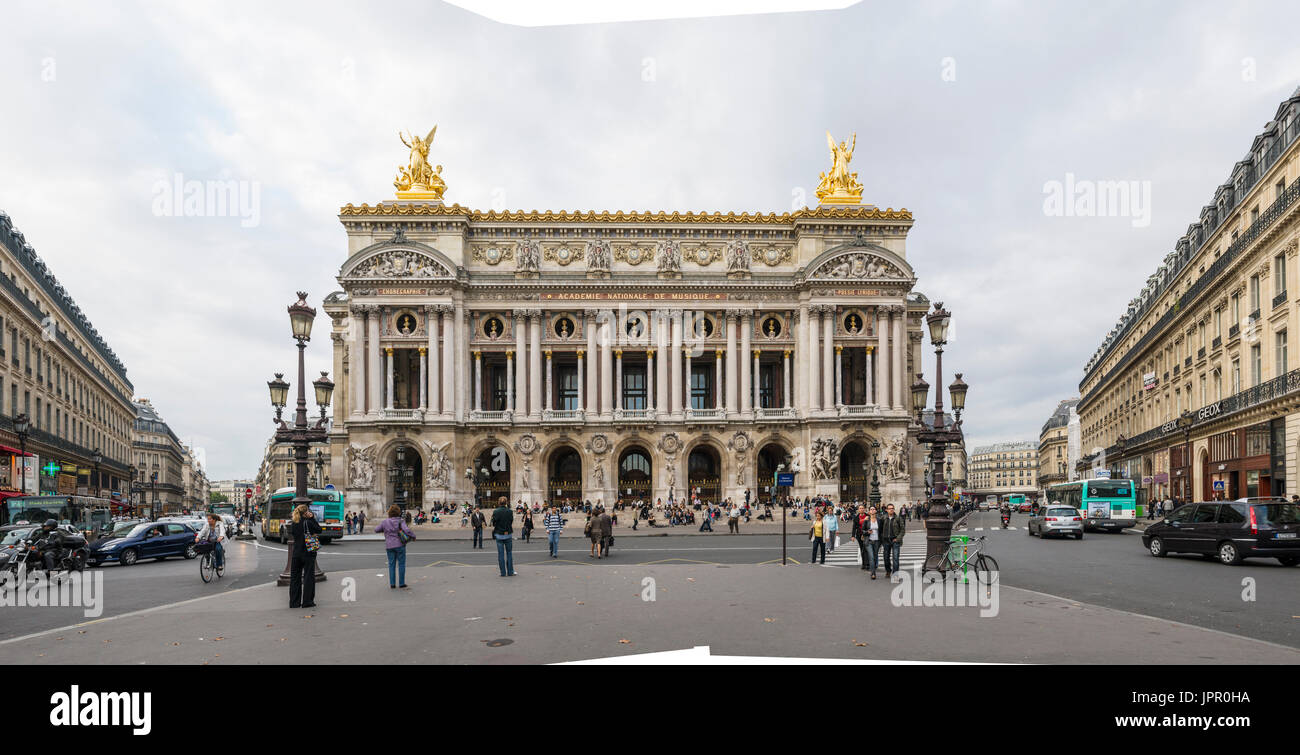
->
[3,511,1297,650]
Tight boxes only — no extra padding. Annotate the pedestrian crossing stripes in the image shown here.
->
[821,536,861,567]
[956,526,1017,532]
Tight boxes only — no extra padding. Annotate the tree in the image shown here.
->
[209,492,229,503]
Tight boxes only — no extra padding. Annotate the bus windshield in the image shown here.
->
[3,496,111,533]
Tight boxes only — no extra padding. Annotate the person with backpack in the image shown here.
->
[543,505,564,558]
[374,504,415,589]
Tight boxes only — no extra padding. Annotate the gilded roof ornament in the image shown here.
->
[394,126,447,201]
[815,131,865,205]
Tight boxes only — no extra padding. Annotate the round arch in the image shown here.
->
[686,445,722,506]
[546,443,584,508]
[617,444,654,507]
[466,443,511,509]
[384,439,426,509]
[839,440,871,504]
[754,442,790,506]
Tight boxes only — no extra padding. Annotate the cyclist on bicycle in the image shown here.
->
[196,513,225,570]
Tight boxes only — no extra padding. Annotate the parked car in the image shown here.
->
[87,522,199,566]
[1027,505,1084,539]
[1142,500,1300,566]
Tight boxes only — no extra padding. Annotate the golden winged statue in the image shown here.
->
[815,130,864,205]
[394,126,447,200]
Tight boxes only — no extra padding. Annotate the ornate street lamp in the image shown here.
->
[868,438,882,509]
[128,463,137,517]
[269,292,332,586]
[92,447,103,498]
[913,301,970,576]
[14,412,30,495]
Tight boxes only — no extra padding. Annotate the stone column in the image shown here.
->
[576,349,585,414]
[646,349,655,413]
[585,311,598,415]
[683,347,692,411]
[740,311,753,415]
[440,307,454,419]
[615,349,623,412]
[506,350,515,414]
[822,308,834,410]
[473,350,482,412]
[670,309,683,415]
[419,347,427,410]
[545,350,553,413]
[523,311,539,418]
[807,308,820,412]
[457,307,470,422]
[367,306,382,417]
[515,313,528,416]
[384,347,394,411]
[715,350,724,410]
[783,349,792,408]
[425,306,440,415]
[893,306,905,410]
[865,346,875,406]
[656,312,669,413]
[600,316,614,416]
[349,306,366,418]
[876,307,888,410]
[752,348,762,410]
[725,313,738,414]
[835,345,843,408]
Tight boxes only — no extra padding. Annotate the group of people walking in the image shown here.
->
[808,501,908,580]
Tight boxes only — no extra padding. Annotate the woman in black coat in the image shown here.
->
[289,503,323,609]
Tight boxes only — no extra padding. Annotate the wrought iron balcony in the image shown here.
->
[1229,323,1241,339]
[1197,347,1206,361]
[1274,290,1288,308]
[1211,336,1222,351]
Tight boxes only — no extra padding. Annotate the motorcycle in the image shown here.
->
[1000,512,1011,529]
[5,534,88,580]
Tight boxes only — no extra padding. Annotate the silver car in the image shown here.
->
[1028,505,1084,539]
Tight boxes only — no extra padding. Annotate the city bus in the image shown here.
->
[262,487,345,544]
[1045,479,1137,532]
[207,502,237,517]
[1,495,113,537]
[1007,494,1028,512]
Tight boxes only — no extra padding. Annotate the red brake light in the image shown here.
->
[1073,517,1082,521]
[1249,506,1258,535]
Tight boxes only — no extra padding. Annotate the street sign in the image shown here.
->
[325,484,335,490]
[1213,480,1225,491]
[776,472,794,486]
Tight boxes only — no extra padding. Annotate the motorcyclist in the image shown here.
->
[999,502,1012,525]
[32,519,74,571]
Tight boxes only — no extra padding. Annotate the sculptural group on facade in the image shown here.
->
[517,240,541,273]
[810,437,840,481]
[586,239,612,273]
[657,239,682,273]
[725,239,750,273]
[425,441,452,489]
[348,444,376,489]
[816,252,900,280]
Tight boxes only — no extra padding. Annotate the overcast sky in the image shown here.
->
[3,0,1299,478]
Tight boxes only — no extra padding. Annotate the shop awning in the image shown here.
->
[0,445,34,457]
